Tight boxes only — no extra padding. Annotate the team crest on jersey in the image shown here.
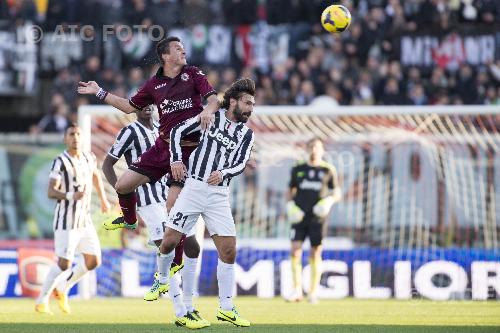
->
[181,73,189,81]
[318,171,324,179]
[309,170,315,178]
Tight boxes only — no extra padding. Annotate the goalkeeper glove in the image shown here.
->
[312,196,336,218]
[286,201,304,224]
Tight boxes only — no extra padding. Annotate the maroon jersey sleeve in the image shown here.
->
[189,66,216,99]
[129,81,154,110]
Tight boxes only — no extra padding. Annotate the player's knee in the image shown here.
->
[160,240,176,254]
[219,247,236,264]
[57,258,70,271]
[290,247,302,258]
[184,237,200,258]
[85,256,101,270]
[115,178,130,194]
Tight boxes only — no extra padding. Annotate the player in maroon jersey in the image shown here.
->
[78,37,217,327]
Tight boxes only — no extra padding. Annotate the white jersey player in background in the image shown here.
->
[35,124,110,315]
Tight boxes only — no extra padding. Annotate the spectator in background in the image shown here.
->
[380,77,408,105]
[222,0,257,25]
[80,56,101,83]
[409,83,428,105]
[353,71,374,105]
[484,86,499,105]
[183,0,212,26]
[127,67,145,97]
[34,103,70,133]
[426,67,449,102]
[456,65,478,104]
[5,0,498,133]
[53,68,77,107]
[295,80,316,106]
[476,0,499,23]
[7,0,37,24]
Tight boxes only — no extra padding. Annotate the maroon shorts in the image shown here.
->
[129,137,197,185]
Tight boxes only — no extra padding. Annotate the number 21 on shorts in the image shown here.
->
[171,212,188,228]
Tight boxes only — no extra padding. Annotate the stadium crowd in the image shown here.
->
[0,0,499,133]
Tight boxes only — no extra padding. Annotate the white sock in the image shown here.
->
[217,258,234,311]
[36,264,65,304]
[182,256,198,312]
[169,273,187,317]
[59,262,89,293]
[158,251,174,284]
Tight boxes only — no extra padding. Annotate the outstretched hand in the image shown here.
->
[78,81,100,95]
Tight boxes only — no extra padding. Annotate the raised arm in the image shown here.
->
[199,94,220,129]
[78,81,137,114]
[192,67,218,129]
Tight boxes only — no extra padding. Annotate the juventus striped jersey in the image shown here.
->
[170,109,254,186]
[50,151,96,231]
[108,121,168,207]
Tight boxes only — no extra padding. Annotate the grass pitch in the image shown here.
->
[1,297,499,333]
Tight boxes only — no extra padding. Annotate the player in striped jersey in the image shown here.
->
[35,124,110,315]
[101,105,198,319]
[158,78,256,328]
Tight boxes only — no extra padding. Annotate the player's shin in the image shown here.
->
[291,255,302,294]
[217,258,235,311]
[59,262,89,293]
[169,273,187,317]
[158,251,175,284]
[309,257,322,298]
[117,192,137,224]
[173,235,186,266]
[182,256,198,312]
[36,264,66,304]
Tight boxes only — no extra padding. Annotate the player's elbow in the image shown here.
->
[47,188,57,199]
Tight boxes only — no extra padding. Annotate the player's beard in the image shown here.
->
[234,104,251,123]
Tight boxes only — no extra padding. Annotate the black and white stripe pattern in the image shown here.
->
[170,109,254,186]
[50,151,96,230]
[108,121,168,206]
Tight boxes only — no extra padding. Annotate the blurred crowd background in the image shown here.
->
[0,0,499,133]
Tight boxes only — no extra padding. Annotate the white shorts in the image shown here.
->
[138,201,196,243]
[137,202,168,242]
[54,225,101,261]
[167,178,235,237]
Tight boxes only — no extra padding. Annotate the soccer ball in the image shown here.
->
[321,4,351,33]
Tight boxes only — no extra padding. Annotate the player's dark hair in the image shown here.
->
[64,123,79,136]
[221,78,256,110]
[156,36,181,64]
